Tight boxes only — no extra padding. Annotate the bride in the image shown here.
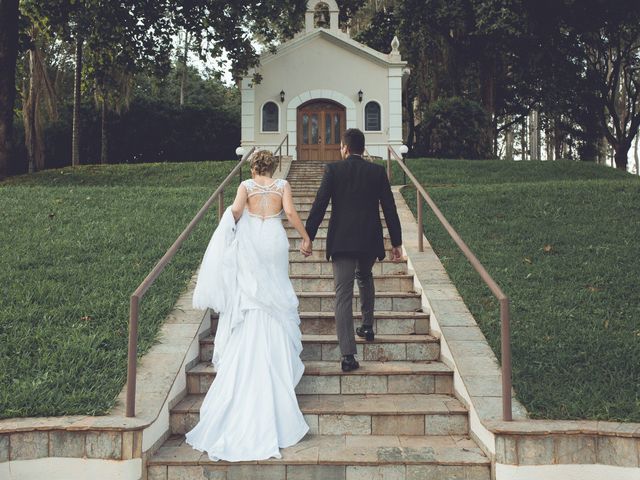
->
[185,150,313,462]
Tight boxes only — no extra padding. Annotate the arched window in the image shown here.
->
[314,2,330,29]
[262,101,279,132]
[364,101,381,131]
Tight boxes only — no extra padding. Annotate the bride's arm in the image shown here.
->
[282,181,311,245]
[230,183,247,222]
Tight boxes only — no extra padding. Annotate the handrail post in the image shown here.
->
[286,134,289,156]
[417,191,424,252]
[218,189,224,223]
[387,148,392,182]
[125,294,140,417]
[500,297,513,421]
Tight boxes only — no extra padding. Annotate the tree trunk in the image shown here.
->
[545,127,553,161]
[634,134,639,175]
[100,99,108,164]
[521,117,528,160]
[480,55,497,157]
[613,141,630,170]
[505,117,514,161]
[0,0,20,179]
[596,135,606,165]
[529,109,540,160]
[22,49,44,173]
[405,81,415,151]
[553,120,563,160]
[72,37,83,166]
[180,31,189,107]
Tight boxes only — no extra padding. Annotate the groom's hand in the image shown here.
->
[300,238,313,257]
[391,246,403,263]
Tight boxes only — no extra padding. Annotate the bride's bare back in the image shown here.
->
[244,178,286,219]
[229,169,311,257]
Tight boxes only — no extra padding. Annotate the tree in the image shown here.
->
[580,24,640,170]
[21,27,58,173]
[172,1,307,84]
[21,0,92,167]
[0,0,20,179]
[22,0,177,165]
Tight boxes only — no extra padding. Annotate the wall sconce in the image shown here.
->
[280,90,285,102]
[358,90,363,102]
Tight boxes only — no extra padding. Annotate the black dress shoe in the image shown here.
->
[356,325,375,341]
[341,354,360,372]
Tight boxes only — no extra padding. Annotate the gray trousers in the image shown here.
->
[331,254,377,356]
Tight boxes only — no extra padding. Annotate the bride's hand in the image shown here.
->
[300,238,313,257]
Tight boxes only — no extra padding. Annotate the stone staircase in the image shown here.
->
[146,161,491,479]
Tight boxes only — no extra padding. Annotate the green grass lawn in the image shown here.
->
[3,157,639,422]
[0,161,241,418]
[396,158,640,422]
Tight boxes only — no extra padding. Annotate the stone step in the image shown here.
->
[292,190,331,195]
[286,218,331,228]
[293,212,388,223]
[286,218,387,227]
[288,165,329,170]
[288,259,408,275]
[285,222,388,235]
[288,227,334,238]
[200,333,439,363]
[296,291,421,313]
[147,434,490,480]
[289,164,330,167]
[289,273,414,291]
[292,204,324,210]
[186,360,452,395]
[210,310,429,336]
[299,334,439,362]
[169,393,468,436]
[287,249,395,262]
[289,236,393,250]
[293,200,384,215]
[296,311,429,335]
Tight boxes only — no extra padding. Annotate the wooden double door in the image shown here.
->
[297,100,346,161]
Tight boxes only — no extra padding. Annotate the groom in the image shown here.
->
[303,128,403,372]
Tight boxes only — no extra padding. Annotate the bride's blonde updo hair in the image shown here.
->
[250,150,277,176]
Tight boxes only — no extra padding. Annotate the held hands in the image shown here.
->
[390,246,403,263]
[300,238,313,257]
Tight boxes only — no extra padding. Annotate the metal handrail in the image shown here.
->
[387,146,513,422]
[363,148,374,162]
[274,134,289,171]
[125,147,256,417]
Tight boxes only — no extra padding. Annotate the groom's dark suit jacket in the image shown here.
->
[305,155,402,261]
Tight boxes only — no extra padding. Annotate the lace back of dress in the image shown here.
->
[244,179,286,219]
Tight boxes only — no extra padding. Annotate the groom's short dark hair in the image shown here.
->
[342,128,365,154]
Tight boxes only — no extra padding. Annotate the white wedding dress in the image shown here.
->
[185,178,309,462]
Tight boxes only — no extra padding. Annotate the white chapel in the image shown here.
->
[239,0,407,161]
